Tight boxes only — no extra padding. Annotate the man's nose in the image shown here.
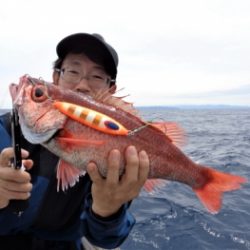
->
[74,78,91,94]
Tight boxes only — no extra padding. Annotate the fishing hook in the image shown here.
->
[128,123,150,136]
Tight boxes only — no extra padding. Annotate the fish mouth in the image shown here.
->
[21,121,59,144]
[9,83,19,102]
[9,76,28,105]
[19,111,65,144]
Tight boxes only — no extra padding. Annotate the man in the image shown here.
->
[0,33,150,250]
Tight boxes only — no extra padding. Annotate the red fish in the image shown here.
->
[9,75,247,214]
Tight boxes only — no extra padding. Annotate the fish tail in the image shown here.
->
[193,167,247,214]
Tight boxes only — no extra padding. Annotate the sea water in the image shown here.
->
[121,107,250,250]
[1,108,249,249]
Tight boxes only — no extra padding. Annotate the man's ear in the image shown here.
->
[109,84,117,94]
[53,70,59,85]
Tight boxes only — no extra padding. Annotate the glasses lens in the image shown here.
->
[62,69,80,84]
[60,68,112,87]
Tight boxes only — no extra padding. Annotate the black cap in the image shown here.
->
[56,33,118,80]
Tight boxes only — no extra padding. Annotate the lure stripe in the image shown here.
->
[74,106,82,117]
[93,114,102,126]
[85,111,95,123]
[80,110,88,120]
[53,101,129,136]
[68,106,76,115]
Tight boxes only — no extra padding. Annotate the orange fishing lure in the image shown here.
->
[53,101,129,136]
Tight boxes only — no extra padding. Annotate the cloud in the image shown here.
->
[169,84,250,98]
[1,0,250,108]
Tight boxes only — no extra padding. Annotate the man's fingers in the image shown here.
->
[0,148,14,166]
[23,159,33,170]
[0,148,30,168]
[3,180,33,193]
[138,150,150,184]
[1,188,31,200]
[0,167,31,183]
[124,146,139,181]
[87,162,102,184]
[106,149,120,185]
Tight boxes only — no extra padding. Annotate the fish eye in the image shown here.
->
[35,88,44,97]
[31,85,48,102]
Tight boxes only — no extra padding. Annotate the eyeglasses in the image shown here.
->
[55,68,116,87]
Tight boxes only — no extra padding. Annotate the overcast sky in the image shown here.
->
[1,0,250,108]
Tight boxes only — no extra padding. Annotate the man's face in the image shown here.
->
[53,53,115,96]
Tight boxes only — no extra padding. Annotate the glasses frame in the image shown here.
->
[55,68,116,86]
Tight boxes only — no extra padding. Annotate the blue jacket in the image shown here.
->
[0,112,135,249]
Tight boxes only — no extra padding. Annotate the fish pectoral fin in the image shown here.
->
[143,179,168,193]
[56,160,86,192]
[56,129,105,147]
[193,167,247,214]
[57,137,105,147]
[151,122,186,147]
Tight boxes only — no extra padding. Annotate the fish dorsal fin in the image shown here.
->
[94,88,139,116]
[94,85,117,102]
[151,122,186,147]
[56,160,86,192]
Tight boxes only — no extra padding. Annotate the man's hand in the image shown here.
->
[0,148,33,209]
[87,145,149,217]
